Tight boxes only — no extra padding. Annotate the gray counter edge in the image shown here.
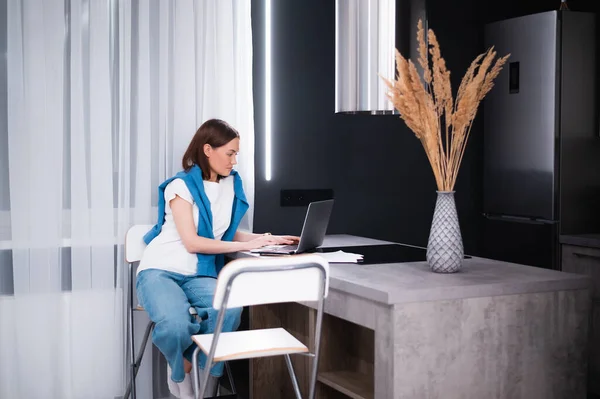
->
[329,272,592,306]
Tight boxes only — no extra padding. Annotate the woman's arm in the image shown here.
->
[233,230,264,242]
[171,196,279,253]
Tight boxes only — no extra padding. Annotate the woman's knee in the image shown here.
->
[222,307,243,331]
[155,316,197,343]
[201,307,243,334]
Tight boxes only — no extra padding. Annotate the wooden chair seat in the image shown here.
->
[192,327,308,362]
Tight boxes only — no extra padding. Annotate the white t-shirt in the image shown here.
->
[137,176,235,276]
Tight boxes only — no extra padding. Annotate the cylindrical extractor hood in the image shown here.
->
[335,0,427,114]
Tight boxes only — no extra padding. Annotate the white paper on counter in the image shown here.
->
[315,250,364,263]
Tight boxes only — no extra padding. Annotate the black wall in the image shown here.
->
[250,0,600,256]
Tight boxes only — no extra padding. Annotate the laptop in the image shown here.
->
[253,199,334,255]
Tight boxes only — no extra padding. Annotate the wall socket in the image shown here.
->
[280,189,334,207]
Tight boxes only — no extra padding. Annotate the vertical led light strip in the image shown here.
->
[367,2,371,111]
[265,0,272,181]
[334,0,339,112]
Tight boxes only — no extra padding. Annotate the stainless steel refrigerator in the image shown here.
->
[482,10,600,270]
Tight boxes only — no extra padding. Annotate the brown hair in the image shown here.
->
[182,119,240,180]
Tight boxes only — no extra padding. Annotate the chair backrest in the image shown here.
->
[125,224,154,263]
[213,254,330,310]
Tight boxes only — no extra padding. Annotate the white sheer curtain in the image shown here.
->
[0,1,255,398]
[119,0,255,230]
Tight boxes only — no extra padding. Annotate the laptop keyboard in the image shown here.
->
[273,244,298,251]
[262,244,298,252]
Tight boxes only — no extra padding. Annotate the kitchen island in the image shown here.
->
[561,233,600,396]
[232,234,592,399]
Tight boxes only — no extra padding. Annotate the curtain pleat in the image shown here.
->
[0,1,255,397]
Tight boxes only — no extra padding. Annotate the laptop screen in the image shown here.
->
[296,199,335,253]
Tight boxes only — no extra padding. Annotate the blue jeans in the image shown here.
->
[136,269,242,382]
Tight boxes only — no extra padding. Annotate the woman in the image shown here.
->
[136,119,298,398]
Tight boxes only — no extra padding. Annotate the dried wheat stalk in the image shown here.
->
[380,19,510,191]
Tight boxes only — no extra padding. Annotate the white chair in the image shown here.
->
[191,254,330,399]
[124,224,236,399]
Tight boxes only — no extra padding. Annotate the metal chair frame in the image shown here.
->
[124,225,237,399]
[192,260,328,399]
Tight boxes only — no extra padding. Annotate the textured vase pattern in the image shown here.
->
[427,191,464,273]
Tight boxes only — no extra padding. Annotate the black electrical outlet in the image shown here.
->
[280,189,334,207]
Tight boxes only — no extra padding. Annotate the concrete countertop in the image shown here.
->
[232,234,592,306]
[560,234,600,249]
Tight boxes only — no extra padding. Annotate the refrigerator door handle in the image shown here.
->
[483,213,559,225]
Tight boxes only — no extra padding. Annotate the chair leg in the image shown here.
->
[125,263,137,399]
[192,347,202,399]
[224,361,237,395]
[193,347,219,399]
[123,320,155,399]
[308,295,326,399]
[192,357,235,398]
[284,354,302,399]
[129,311,136,399]
[134,321,155,371]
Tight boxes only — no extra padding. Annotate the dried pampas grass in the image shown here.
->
[380,20,510,191]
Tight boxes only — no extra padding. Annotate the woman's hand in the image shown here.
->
[242,235,281,250]
[271,235,300,245]
[233,230,301,250]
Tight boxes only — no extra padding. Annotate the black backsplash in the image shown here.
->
[250,0,600,258]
